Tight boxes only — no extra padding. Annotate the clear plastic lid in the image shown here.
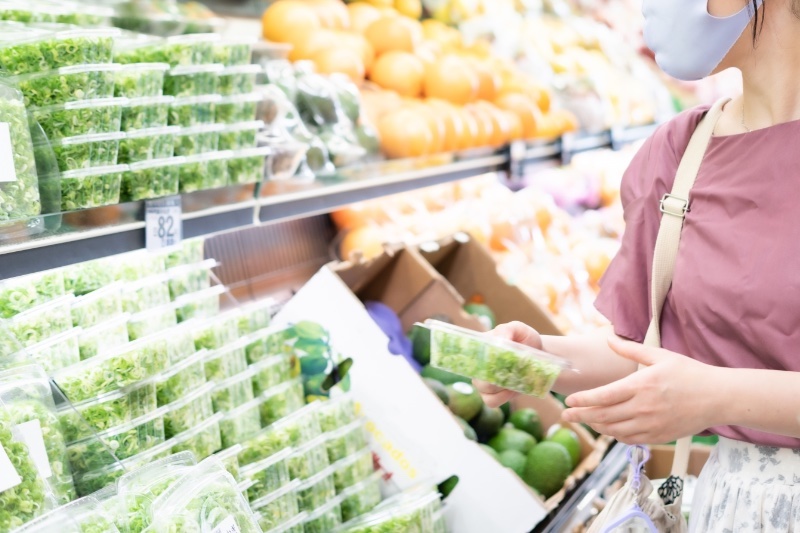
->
[118,62,170,74]
[335,491,440,531]
[53,331,165,379]
[165,380,215,412]
[8,292,74,323]
[230,145,271,160]
[219,64,262,76]
[3,63,122,83]
[113,32,163,52]
[154,348,208,383]
[13,495,119,532]
[71,405,167,445]
[33,96,128,114]
[220,120,264,134]
[302,481,341,514]
[165,33,221,46]
[168,63,224,76]
[171,94,222,107]
[249,477,300,510]
[218,91,263,105]
[0,25,118,48]
[212,364,258,392]
[118,450,196,491]
[325,419,366,442]
[128,155,189,172]
[61,164,129,181]
[340,470,383,498]
[58,372,152,413]
[220,389,269,421]
[215,443,243,462]
[174,123,225,137]
[25,326,82,354]
[266,512,308,533]
[77,312,130,341]
[183,149,234,165]
[239,446,292,479]
[170,411,224,443]
[122,125,180,140]
[49,131,126,148]
[123,94,175,107]
[296,461,337,491]
[174,283,226,304]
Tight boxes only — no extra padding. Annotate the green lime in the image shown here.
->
[509,408,544,442]
[547,427,581,468]
[470,404,504,441]
[410,325,431,366]
[523,442,572,498]
[487,425,537,455]
[499,449,527,478]
[463,303,496,329]
[446,382,483,421]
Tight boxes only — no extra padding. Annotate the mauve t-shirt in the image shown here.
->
[595,105,800,448]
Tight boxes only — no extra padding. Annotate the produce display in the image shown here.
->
[287,435,330,481]
[325,420,368,464]
[217,64,260,96]
[338,491,440,533]
[166,259,215,300]
[238,404,322,466]
[120,95,173,131]
[43,131,124,172]
[0,85,41,223]
[117,126,178,164]
[250,354,293,396]
[240,449,292,503]
[6,294,74,347]
[163,381,214,438]
[172,123,222,156]
[227,146,270,185]
[114,62,170,98]
[339,472,382,523]
[303,496,342,533]
[259,378,305,426]
[331,447,373,493]
[121,156,184,201]
[169,411,223,459]
[13,495,119,533]
[77,315,130,360]
[59,165,125,211]
[25,327,81,372]
[162,63,222,98]
[154,349,208,405]
[168,94,219,126]
[295,466,336,513]
[252,479,301,531]
[8,63,121,108]
[30,97,126,140]
[218,120,263,151]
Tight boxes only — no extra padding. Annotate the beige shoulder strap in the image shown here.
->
[642,98,729,478]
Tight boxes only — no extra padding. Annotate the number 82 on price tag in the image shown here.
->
[145,196,182,251]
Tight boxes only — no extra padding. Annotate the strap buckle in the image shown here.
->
[660,194,689,218]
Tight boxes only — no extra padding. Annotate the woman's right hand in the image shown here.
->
[473,321,544,408]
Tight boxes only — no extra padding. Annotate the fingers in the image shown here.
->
[474,379,518,408]
[490,321,543,350]
[562,400,636,425]
[564,379,636,409]
[607,335,660,366]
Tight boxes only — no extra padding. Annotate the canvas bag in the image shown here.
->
[587,97,730,533]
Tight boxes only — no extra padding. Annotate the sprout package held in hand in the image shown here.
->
[59,165,125,211]
[120,95,173,131]
[6,63,121,108]
[0,270,64,319]
[0,85,42,222]
[29,97,126,141]
[117,126,177,164]
[114,63,170,98]
[424,319,570,397]
[251,479,300,531]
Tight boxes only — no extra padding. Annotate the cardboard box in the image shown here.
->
[418,233,563,336]
[646,444,713,479]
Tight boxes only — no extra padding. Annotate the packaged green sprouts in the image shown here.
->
[165,237,204,269]
[260,378,305,427]
[13,495,120,533]
[339,472,382,523]
[59,165,125,211]
[163,381,214,439]
[176,150,231,193]
[0,26,117,76]
[238,403,322,467]
[172,122,222,157]
[303,496,343,533]
[331,448,374,494]
[120,95,173,132]
[210,366,256,414]
[192,314,238,352]
[7,294,74,347]
[63,257,114,295]
[218,394,267,450]
[325,420,368,464]
[423,319,570,397]
[168,94,220,127]
[117,126,177,164]
[25,327,81,372]
[76,314,129,361]
[114,63,170,99]
[44,131,124,172]
[227,146,269,185]
[215,92,261,124]
[296,467,337,515]
[0,422,51,531]
[120,156,184,202]
[250,354,293,396]
[217,64,260,96]
[154,348,207,406]
[121,274,171,315]
[70,283,123,329]
[113,250,168,283]
[317,394,358,433]
[244,326,295,365]
[169,412,223,461]
[0,84,42,222]
[6,63,121,108]
[0,1,57,23]
[165,258,215,300]
[116,33,220,67]
[29,97,126,141]
[213,39,254,67]
[218,120,263,152]
[203,339,248,383]
[264,512,307,533]
[239,448,292,503]
[48,1,114,26]
[163,63,222,98]
[0,269,64,319]
[251,479,300,531]
[126,301,177,341]
[335,491,439,533]
[214,444,243,481]
[288,434,330,482]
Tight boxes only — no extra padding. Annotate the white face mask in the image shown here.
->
[642,0,763,81]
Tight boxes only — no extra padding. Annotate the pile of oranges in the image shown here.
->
[262,0,579,159]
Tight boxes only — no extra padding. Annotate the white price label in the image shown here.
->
[145,196,182,251]
[0,443,22,492]
[210,516,241,533]
[0,123,17,183]
[12,420,52,479]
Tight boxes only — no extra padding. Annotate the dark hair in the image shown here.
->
[752,0,764,43]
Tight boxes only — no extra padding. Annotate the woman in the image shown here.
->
[476,1,800,530]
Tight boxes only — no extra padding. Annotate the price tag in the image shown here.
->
[0,443,22,492]
[12,419,52,479]
[210,516,241,533]
[145,196,182,251]
[0,123,17,183]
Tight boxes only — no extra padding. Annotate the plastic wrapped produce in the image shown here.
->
[169,412,223,460]
[25,327,81,372]
[215,92,261,124]
[117,125,177,164]
[127,302,177,341]
[154,349,207,406]
[172,281,223,320]
[92,483,126,532]
[218,394,266,450]
[63,258,113,295]
[217,64,260,96]
[57,379,157,443]
[149,455,260,533]
[159,320,198,364]
[0,26,116,76]
[244,326,295,364]
[121,156,184,201]
[14,495,120,533]
[296,467,337,515]
[117,451,196,533]
[0,365,75,504]
[168,94,220,127]
[218,120,262,152]
[263,139,308,182]
[172,123,222,156]
[166,258,215,300]
[163,382,214,439]
[42,131,123,172]
[210,366,256,413]
[121,274,171,314]
[228,146,269,185]
[7,64,120,108]
[0,1,58,22]
[53,334,170,402]
[0,84,42,222]
[339,472,382,522]
[332,448,373,493]
[204,339,248,384]
[29,97,126,140]
[423,319,570,397]
[239,448,291,503]
[251,479,300,530]
[260,378,305,426]
[120,95,173,131]
[165,237,204,268]
[325,420,368,464]
[114,63,170,98]
[316,395,358,433]
[51,2,114,26]
[250,354,293,396]
[0,270,64,319]
[264,512,306,533]
[70,283,122,329]
[0,421,50,531]
[336,491,439,533]
[163,63,221,98]
[180,150,230,192]
[288,434,330,482]
[77,314,129,361]
[238,403,322,467]
[7,294,74,347]
[192,313,238,351]
[213,39,253,67]
[116,33,220,67]
[59,165,125,211]
[237,297,275,335]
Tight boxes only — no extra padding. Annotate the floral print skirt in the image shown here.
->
[689,437,800,532]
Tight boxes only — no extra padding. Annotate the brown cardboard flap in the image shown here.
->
[647,444,713,479]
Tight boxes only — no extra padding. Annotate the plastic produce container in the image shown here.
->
[216,91,261,124]
[63,257,114,295]
[217,64,260,96]
[117,125,177,164]
[219,393,268,449]
[228,145,270,185]
[46,2,114,26]
[263,512,307,533]
[168,93,220,126]
[0,1,60,23]
[53,334,170,402]
[57,379,157,443]
[165,237,204,268]
[0,415,52,528]
[252,479,300,530]
[59,164,125,211]
[317,394,358,433]
[66,406,167,474]
[120,94,173,131]
[70,283,122,328]
[259,378,305,426]
[7,293,74,347]
[164,381,215,438]
[177,150,231,193]
[25,326,81,372]
[325,420,368,464]
[296,467,338,514]
[192,313,239,351]
[215,443,243,480]
[218,120,263,151]
[265,140,307,182]
[0,26,117,76]
[163,63,222,97]
[7,63,121,108]
[237,296,275,335]
[29,96,126,140]
[0,269,65,319]
[211,366,256,413]
[114,62,170,98]
[336,492,440,533]
[250,354,293,396]
[239,448,292,503]
[244,325,294,364]
[14,494,118,533]
[174,283,225,322]
[42,131,123,172]
[154,319,197,366]
[120,273,170,314]
[339,472,382,522]
[422,319,570,397]
[238,403,322,467]
[0,84,42,222]
[116,33,220,67]
[77,313,129,360]
[213,38,254,67]
[121,156,185,201]
[288,434,331,482]
[172,122,223,156]
[169,411,223,459]
[113,249,168,282]
[166,258,215,300]
[154,348,207,406]
[332,448,374,493]
[127,301,177,341]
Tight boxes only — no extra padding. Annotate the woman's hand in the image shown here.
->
[474,322,543,408]
[562,335,722,445]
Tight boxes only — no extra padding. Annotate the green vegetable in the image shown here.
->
[192,317,238,351]
[227,151,266,185]
[304,500,342,533]
[332,449,373,493]
[212,43,252,67]
[166,261,212,300]
[116,35,218,68]
[114,63,169,98]
[155,350,207,406]
[26,327,81,372]
[71,285,122,329]
[163,65,220,97]
[238,405,322,467]
[60,167,124,211]
[0,5,51,23]
[207,157,228,189]
[340,475,382,522]
[164,326,197,365]
[120,96,171,131]
[165,238,204,269]
[317,395,357,433]
[168,95,218,127]
[121,157,182,202]
[245,327,295,365]
[176,158,207,193]
[173,125,220,156]
[217,66,259,96]
[0,270,64,319]
[8,294,73,347]
[0,425,48,531]
[10,65,118,108]
[0,29,114,77]
[210,368,255,413]
[121,277,170,315]
[64,259,114,296]
[14,494,119,533]
[325,421,368,464]
[240,451,291,504]
[43,132,122,172]
[215,98,257,124]
[297,471,337,514]
[219,399,263,450]
[250,355,292,396]
[237,300,272,336]
[77,317,129,360]
[113,251,167,282]
[259,379,305,426]
[29,98,124,141]
[204,344,247,383]
[58,382,156,443]
[252,481,299,530]
[164,383,214,439]
[118,126,176,164]
[288,437,329,482]
[174,285,221,322]
[0,88,41,222]
[127,304,177,341]
[217,125,259,152]
[169,415,222,460]
[55,11,110,27]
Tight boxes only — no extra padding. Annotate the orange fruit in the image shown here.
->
[359,88,403,123]
[394,0,422,19]
[340,226,385,261]
[457,107,479,150]
[365,16,422,55]
[532,85,552,113]
[262,1,320,43]
[302,0,350,29]
[347,2,382,33]
[377,108,434,158]
[368,51,424,97]
[494,92,543,139]
[500,109,523,140]
[312,48,365,83]
[288,29,338,61]
[337,32,376,73]
[414,40,442,69]
[477,101,510,146]
[465,104,494,148]
[550,108,580,133]
[473,61,500,102]
[423,55,478,105]
[426,99,463,153]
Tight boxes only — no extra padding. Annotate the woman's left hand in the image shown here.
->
[562,335,721,445]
